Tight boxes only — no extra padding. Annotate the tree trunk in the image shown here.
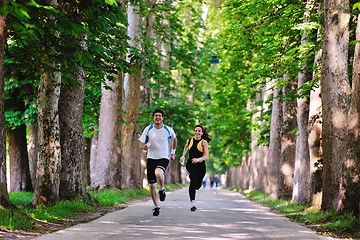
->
[90,133,98,187]
[83,137,91,186]
[266,83,283,199]
[7,87,32,192]
[131,136,142,189]
[320,0,351,211]
[293,83,311,204]
[91,78,122,189]
[8,124,33,192]
[121,3,141,189]
[59,69,86,199]
[238,154,251,189]
[279,79,297,200]
[308,47,323,207]
[249,86,268,192]
[140,0,155,108]
[27,120,38,189]
[293,0,316,202]
[0,12,12,208]
[339,14,360,216]
[32,70,62,206]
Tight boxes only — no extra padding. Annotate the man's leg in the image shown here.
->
[155,168,165,190]
[155,168,166,201]
[149,183,159,206]
[149,183,161,216]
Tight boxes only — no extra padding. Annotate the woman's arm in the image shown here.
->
[180,139,189,164]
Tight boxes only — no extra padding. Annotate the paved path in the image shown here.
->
[32,187,337,240]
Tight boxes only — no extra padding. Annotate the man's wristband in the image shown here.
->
[171,149,176,154]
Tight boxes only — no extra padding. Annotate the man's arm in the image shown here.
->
[170,137,177,160]
[139,141,149,151]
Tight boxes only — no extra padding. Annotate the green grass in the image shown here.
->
[228,187,360,239]
[26,199,96,222]
[0,207,33,230]
[90,188,149,206]
[1,184,183,232]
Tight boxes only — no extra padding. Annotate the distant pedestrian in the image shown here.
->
[180,124,211,211]
[139,109,177,216]
[202,175,208,188]
[214,175,220,188]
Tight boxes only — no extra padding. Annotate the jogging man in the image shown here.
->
[139,109,177,216]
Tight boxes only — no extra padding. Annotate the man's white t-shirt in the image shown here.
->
[139,124,176,160]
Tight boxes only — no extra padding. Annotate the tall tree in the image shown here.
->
[339,12,360,216]
[32,69,62,205]
[59,68,86,199]
[8,124,33,192]
[249,85,269,192]
[7,87,32,192]
[320,0,351,211]
[292,0,317,205]
[140,0,156,108]
[0,9,12,208]
[279,78,297,200]
[120,2,141,189]
[92,78,122,189]
[27,119,38,189]
[266,83,283,199]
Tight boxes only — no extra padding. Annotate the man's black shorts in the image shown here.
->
[147,158,169,184]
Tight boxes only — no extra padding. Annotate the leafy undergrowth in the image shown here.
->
[228,187,360,239]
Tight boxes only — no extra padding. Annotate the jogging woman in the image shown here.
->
[180,125,211,211]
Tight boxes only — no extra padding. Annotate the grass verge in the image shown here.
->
[1,183,184,232]
[228,187,360,239]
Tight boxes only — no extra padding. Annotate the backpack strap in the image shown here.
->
[145,124,154,144]
[163,124,172,140]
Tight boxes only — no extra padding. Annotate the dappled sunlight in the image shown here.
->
[33,188,333,240]
[331,107,347,128]
[281,163,294,186]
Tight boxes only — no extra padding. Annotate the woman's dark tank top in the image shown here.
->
[189,138,204,159]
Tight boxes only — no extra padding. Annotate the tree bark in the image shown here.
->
[90,133,98,187]
[32,70,62,206]
[0,12,12,208]
[8,124,33,192]
[7,87,32,192]
[59,69,86,199]
[249,85,269,192]
[83,137,91,186]
[320,0,351,211]
[266,83,283,199]
[339,14,360,216]
[27,120,38,189]
[308,47,323,207]
[121,3,141,189]
[91,78,122,189]
[279,79,297,200]
[293,0,316,202]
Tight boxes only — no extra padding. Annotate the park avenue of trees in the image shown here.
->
[1,0,360,221]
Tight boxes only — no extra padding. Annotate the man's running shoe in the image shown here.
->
[159,189,166,201]
[153,207,161,216]
[190,206,197,211]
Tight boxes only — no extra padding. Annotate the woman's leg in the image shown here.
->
[195,163,206,190]
[186,162,197,201]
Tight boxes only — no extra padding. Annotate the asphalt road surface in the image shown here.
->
[32,187,337,240]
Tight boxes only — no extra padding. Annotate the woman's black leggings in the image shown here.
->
[186,161,206,201]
